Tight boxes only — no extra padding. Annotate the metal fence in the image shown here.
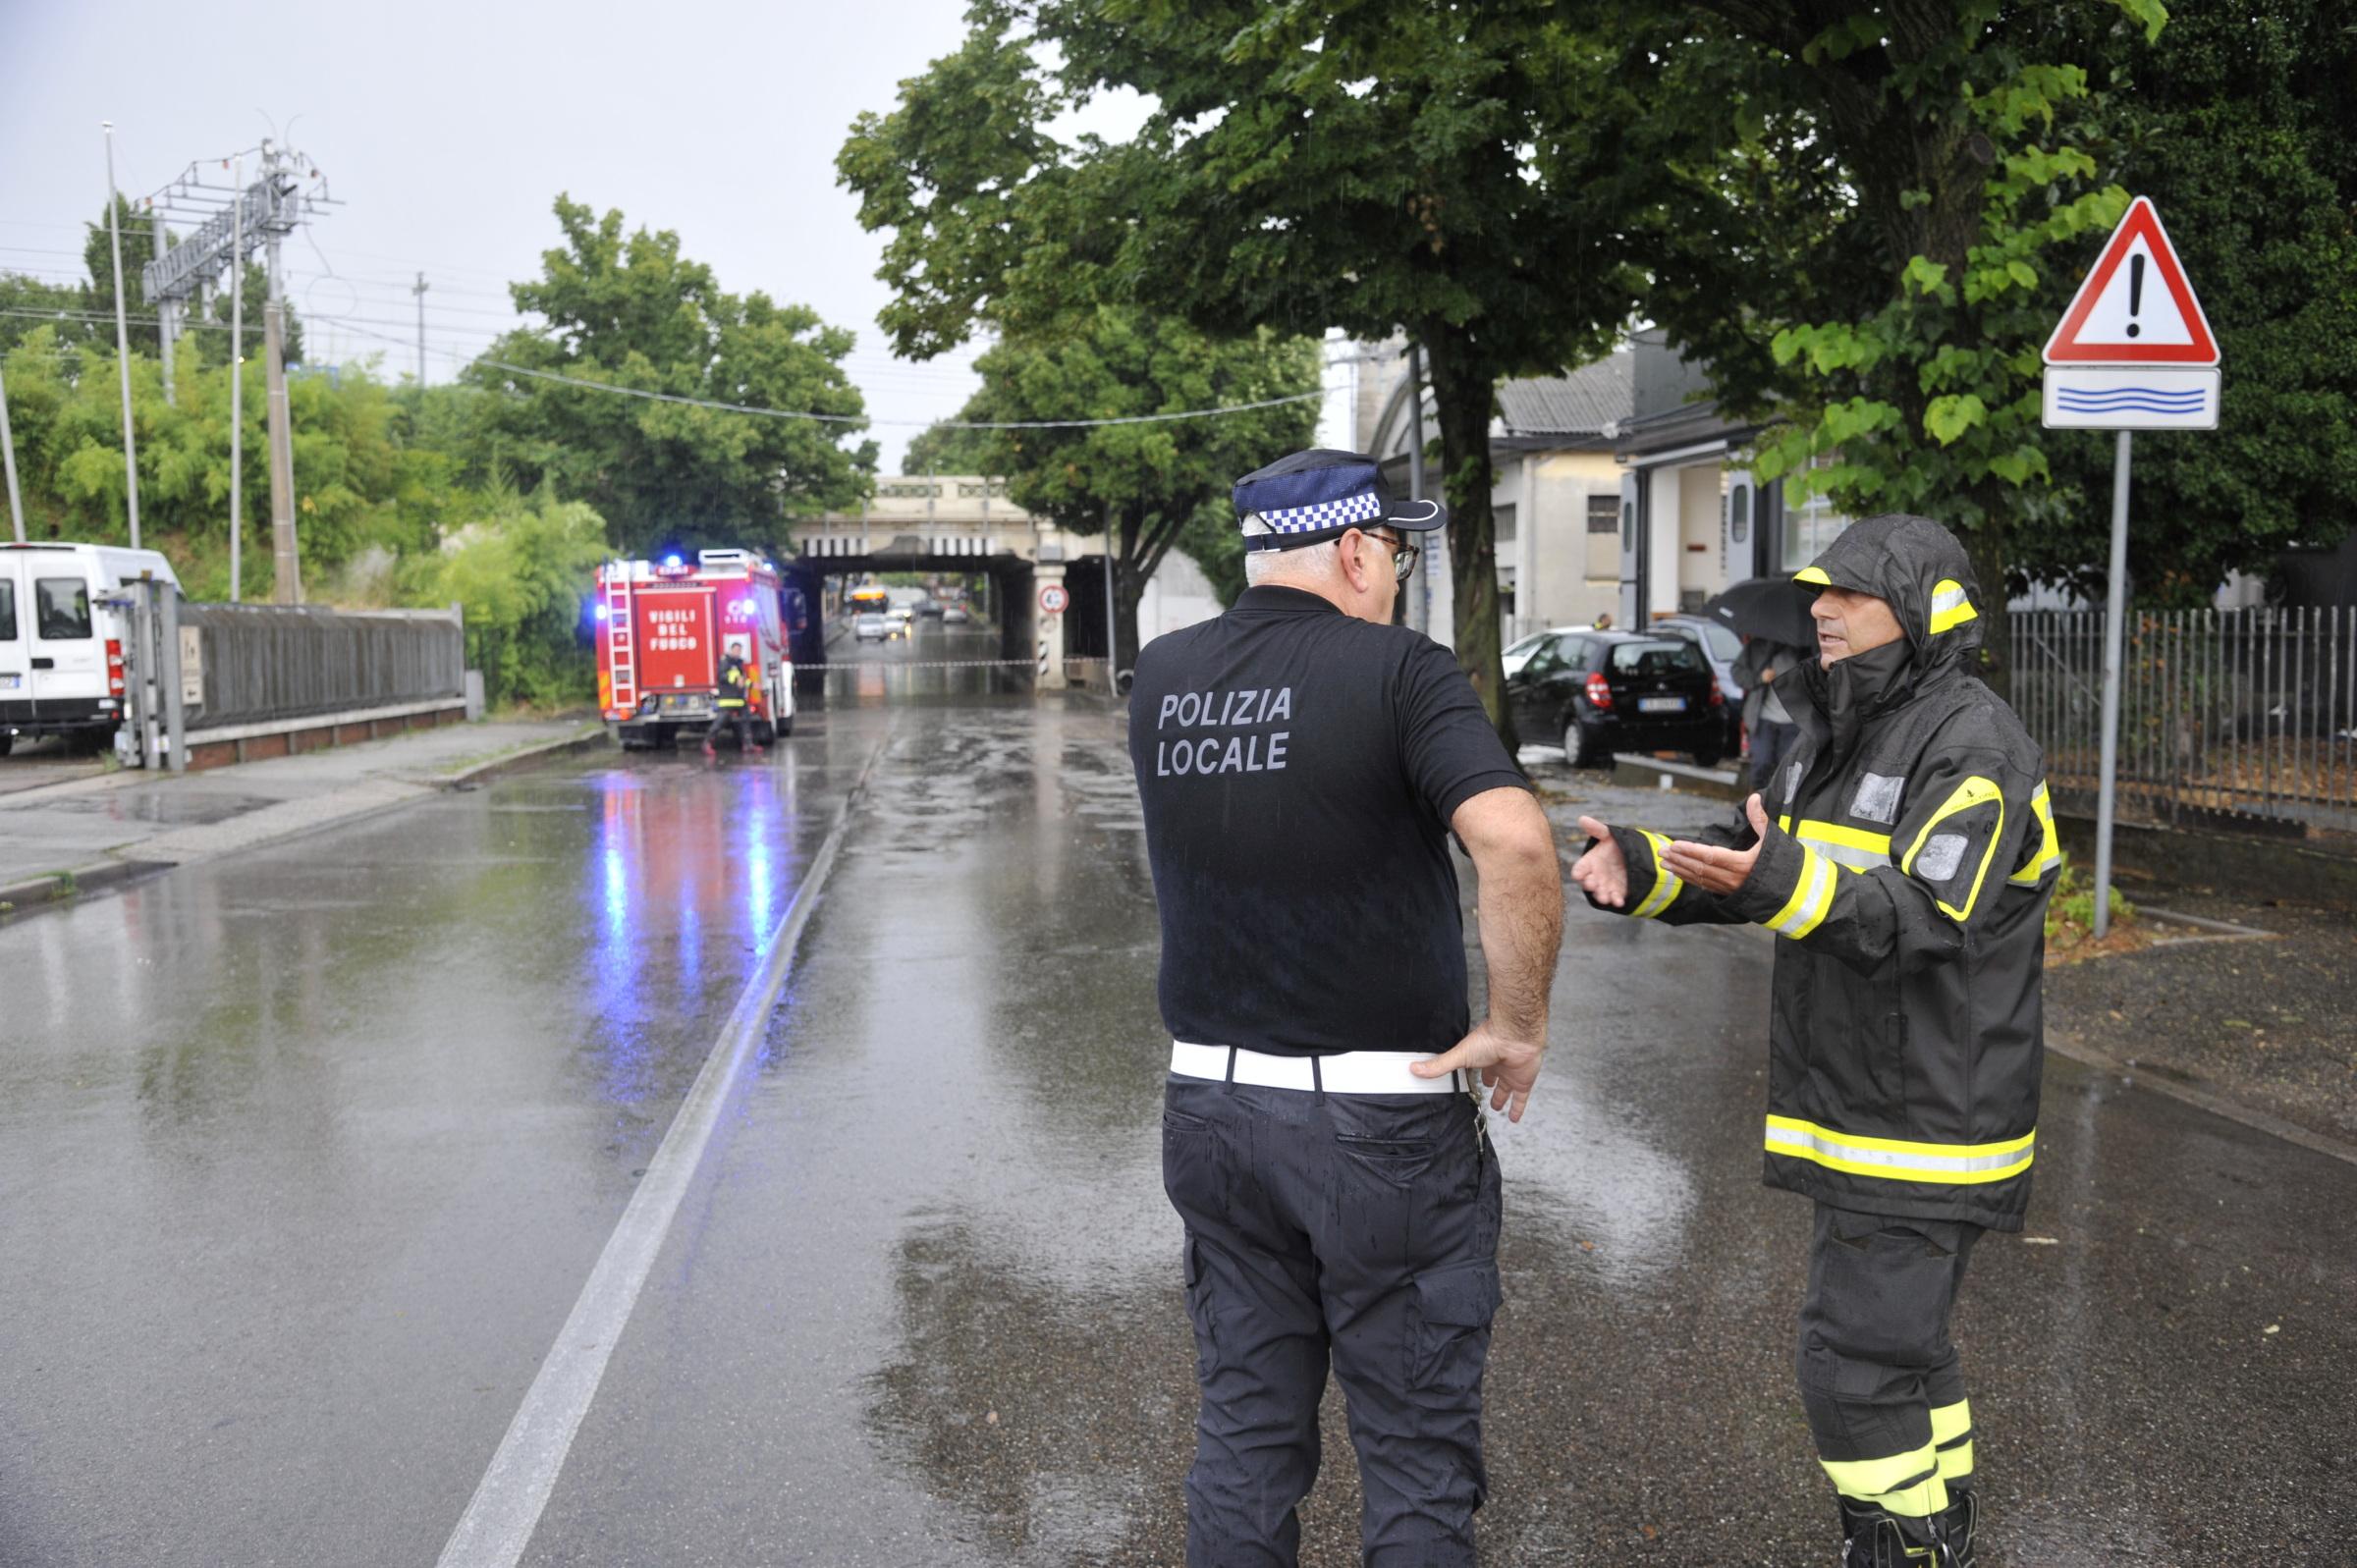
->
[182,603,465,730]
[2011,607,2357,842]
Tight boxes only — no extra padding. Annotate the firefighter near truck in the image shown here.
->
[594,551,795,750]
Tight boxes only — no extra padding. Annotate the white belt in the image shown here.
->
[1169,1040,1462,1096]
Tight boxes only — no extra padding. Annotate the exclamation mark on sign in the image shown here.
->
[2126,252,2145,338]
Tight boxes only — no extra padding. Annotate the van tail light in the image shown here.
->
[1584,671,1614,711]
[106,638,125,696]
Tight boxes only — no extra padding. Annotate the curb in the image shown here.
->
[436,726,610,790]
[0,857,173,922]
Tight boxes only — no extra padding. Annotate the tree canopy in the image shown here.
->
[469,195,875,560]
[841,1,1658,743]
[944,307,1321,663]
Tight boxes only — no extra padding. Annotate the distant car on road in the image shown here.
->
[915,598,945,618]
[853,613,890,642]
[886,607,915,637]
[1503,627,1726,769]
[1655,612,1747,760]
[943,605,970,624]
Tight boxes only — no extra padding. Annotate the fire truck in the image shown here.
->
[593,550,795,749]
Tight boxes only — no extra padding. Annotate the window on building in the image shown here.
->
[1781,459,1853,570]
[1585,495,1617,534]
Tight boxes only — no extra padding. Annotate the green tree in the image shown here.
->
[1637,0,2170,688]
[841,4,1654,743]
[406,485,611,707]
[901,419,1004,478]
[945,307,1319,666]
[472,195,876,559]
[2026,0,2357,604]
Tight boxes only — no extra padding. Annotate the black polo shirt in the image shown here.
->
[1127,585,1529,1058]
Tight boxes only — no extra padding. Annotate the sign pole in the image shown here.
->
[2091,431,2132,939]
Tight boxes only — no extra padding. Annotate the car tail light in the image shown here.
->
[1708,680,1725,707]
[1583,671,1614,711]
[105,638,125,696]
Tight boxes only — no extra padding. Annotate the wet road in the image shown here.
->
[2,634,2352,1565]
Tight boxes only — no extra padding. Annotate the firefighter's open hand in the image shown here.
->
[1661,793,1772,894]
[1570,817,1626,907]
[1410,1019,1545,1122]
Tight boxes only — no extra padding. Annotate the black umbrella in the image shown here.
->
[1703,577,1818,648]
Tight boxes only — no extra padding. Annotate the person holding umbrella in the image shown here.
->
[1705,578,1817,793]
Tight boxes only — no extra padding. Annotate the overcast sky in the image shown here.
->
[1,0,1349,472]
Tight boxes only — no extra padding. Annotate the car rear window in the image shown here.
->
[0,578,14,641]
[1610,639,1705,677]
[1699,621,1741,661]
[35,577,91,640]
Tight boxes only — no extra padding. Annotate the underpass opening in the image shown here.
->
[781,554,1063,710]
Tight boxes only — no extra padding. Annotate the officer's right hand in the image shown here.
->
[1570,817,1626,907]
[1411,1018,1546,1122]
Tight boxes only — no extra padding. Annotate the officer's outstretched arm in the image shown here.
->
[1577,810,1755,926]
[1724,746,2039,972]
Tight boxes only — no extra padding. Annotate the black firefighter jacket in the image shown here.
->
[1590,515,2062,1231]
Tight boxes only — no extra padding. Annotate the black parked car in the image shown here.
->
[1504,629,1727,769]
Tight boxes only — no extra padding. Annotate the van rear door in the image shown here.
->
[28,564,103,705]
[0,554,27,714]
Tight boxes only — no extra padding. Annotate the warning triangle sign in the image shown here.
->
[2045,196,2219,365]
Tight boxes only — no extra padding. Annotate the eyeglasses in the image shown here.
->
[1354,527,1421,584]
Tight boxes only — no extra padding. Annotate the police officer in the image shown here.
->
[1572,514,2061,1568]
[1128,449,1565,1568]
[702,649,760,758]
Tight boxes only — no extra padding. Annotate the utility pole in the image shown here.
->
[228,153,245,602]
[264,218,298,602]
[412,271,428,389]
[0,354,25,543]
[152,204,177,406]
[103,123,143,550]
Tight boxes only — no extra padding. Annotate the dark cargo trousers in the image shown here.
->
[1799,1204,1984,1524]
[1162,1073,1504,1568]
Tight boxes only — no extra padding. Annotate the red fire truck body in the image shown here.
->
[594,550,795,749]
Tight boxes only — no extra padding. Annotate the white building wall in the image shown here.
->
[1135,549,1225,647]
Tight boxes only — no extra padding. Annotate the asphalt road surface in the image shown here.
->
[2,634,2350,1566]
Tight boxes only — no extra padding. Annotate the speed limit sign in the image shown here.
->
[1038,583,1069,615]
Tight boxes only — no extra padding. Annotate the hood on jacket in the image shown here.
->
[1794,514,1984,680]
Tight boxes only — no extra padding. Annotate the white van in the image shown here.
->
[0,542,183,755]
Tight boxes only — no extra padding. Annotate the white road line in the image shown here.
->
[434,728,894,1568]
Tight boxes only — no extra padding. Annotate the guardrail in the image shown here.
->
[2012,606,2356,841]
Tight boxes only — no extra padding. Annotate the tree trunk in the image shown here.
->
[1964,508,2012,702]
[1419,323,1513,747]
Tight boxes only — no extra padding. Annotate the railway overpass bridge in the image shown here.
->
[786,476,1114,683]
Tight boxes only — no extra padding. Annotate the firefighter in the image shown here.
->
[702,649,760,758]
[1570,514,2061,1568]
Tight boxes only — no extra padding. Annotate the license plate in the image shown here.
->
[0,674,17,690]
[1638,695,1686,713]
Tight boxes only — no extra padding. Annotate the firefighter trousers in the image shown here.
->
[1798,1203,1982,1521]
[704,705,751,750]
[1162,1075,1504,1568]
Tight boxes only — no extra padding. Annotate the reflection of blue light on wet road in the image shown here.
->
[744,782,776,938]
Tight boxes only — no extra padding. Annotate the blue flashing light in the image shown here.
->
[664,554,685,570]
[593,603,609,621]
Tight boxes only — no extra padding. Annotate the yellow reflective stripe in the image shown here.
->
[1630,830,1684,919]
[1766,1115,2036,1184]
[1821,1447,1946,1517]
[2010,782,2063,886]
[1929,577,1978,634]
[1938,1439,1975,1482]
[1763,842,1836,939]
[1793,566,1833,586]
[1791,818,1892,871]
[1929,1399,1972,1447]
[1901,775,2004,922]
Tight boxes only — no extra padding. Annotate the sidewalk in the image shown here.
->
[1525,751,2357,1158]
[0,715,604,917]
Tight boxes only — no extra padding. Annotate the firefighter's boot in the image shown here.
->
[1927,1489,1975,1568]
[701,738,718,759]
[1836,1497,1939,1567]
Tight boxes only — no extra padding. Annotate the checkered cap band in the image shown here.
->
[1253,491,1386,535]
